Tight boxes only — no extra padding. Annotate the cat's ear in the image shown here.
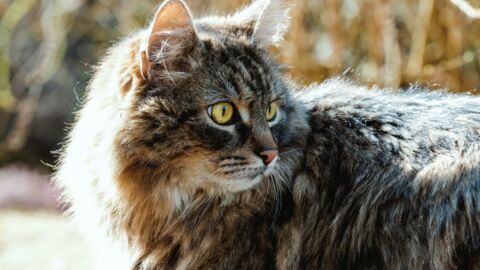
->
[140,0,198,80]
[234,0,291,46]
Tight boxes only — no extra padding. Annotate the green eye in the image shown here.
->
[266,101,278,121]
[208,102,235,125]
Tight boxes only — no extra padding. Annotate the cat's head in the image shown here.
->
[115,0,307,196]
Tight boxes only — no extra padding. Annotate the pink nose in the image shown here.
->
[259,149,278,165]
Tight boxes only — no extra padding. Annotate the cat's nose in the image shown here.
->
[259,149,278,165]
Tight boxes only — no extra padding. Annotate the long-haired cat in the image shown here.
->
[55,0,306,269]
[277,79,480,269]
[56,0,480,269]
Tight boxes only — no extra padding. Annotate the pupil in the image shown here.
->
[222,105,226,116]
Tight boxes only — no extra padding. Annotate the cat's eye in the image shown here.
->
[208,102,235,125]
[266,101,279,121]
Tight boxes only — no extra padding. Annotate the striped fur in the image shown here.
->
[277,79,480,269]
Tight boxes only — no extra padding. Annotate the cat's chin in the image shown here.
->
[222,175,264,193]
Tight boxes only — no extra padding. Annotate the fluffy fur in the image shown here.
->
[277,79,480,269]
[55,0,480,269]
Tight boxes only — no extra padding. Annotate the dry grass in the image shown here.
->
[278,0,480,91]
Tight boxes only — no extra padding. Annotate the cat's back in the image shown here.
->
[299,78,480,172]
[285,78,480,269]
[299,78,480,134]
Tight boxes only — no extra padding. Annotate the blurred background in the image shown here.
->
[1,0,480,268]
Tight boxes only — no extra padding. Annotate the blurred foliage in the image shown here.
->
[282,0,480,91]
[1,0,480,168]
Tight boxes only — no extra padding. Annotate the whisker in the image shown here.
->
[218,162,250,167]
[279,148,302,156]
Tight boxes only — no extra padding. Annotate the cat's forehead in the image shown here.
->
[199,38,281,104]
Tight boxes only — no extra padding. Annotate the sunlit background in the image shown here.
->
[1,0,480,268]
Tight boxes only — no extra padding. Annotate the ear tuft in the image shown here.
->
[140,0,197,80]
[233,0,292,47]
[254,0,292,46]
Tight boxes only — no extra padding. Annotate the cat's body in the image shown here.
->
[277,79,480,269]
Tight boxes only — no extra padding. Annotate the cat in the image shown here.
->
[55,0,480,269]
[276,79,480,269]
[55,0,307,269]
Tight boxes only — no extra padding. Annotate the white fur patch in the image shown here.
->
[224,174,264,192]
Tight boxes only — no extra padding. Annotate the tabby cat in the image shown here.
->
[55,0,480,269]
[55,0,307,269]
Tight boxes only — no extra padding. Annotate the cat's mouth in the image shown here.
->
[218,164,279,192]
[227,166,264,179]
[212,156,279,192]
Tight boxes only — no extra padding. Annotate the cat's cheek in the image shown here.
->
[191,123,236,149]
